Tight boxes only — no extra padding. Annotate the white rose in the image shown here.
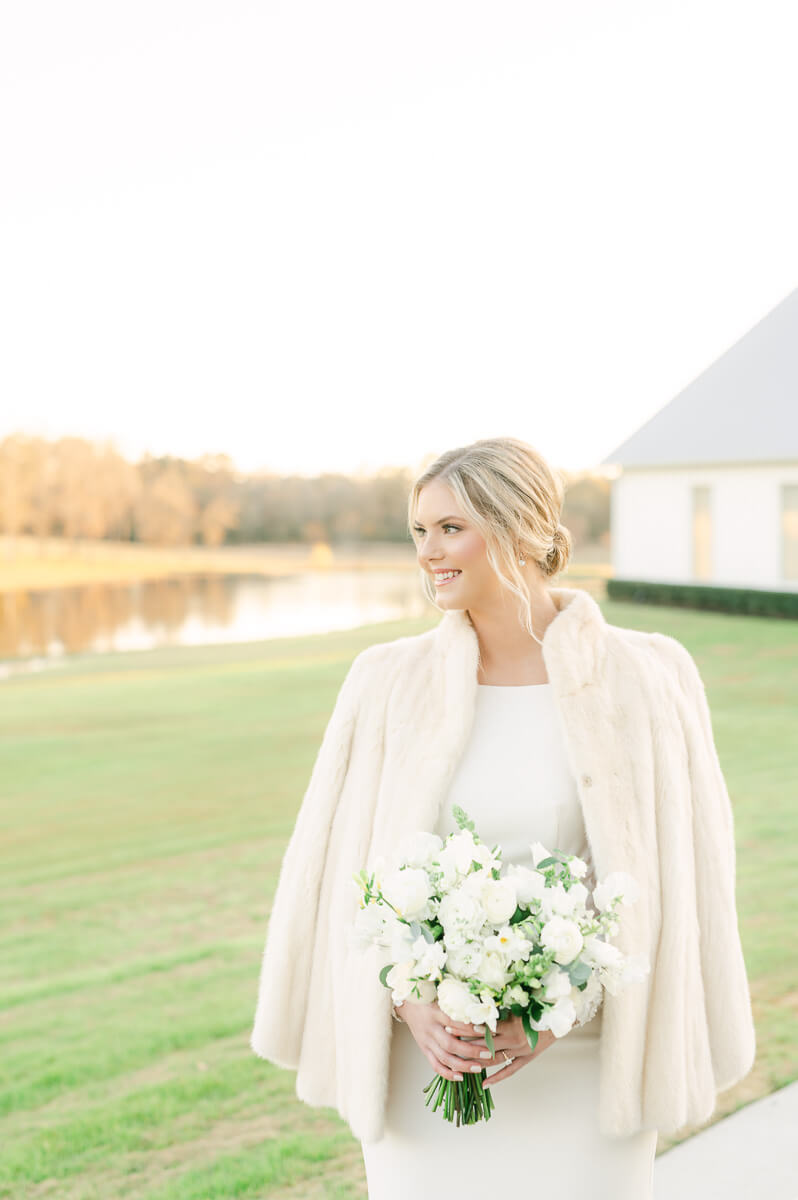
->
[396,831,444,870]
[593,870,640,911]
[540,916,584,965]
[479,877,518,925]
[381,866,435,921]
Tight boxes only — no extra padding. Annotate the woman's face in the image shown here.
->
[412,479,506,611]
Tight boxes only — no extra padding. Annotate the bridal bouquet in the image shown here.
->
[350,805,649,1127]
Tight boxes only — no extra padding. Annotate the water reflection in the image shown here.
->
[0,570,431,673]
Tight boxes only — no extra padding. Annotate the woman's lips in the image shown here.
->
[434,571,461,587]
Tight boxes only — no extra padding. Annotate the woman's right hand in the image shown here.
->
[395,999,494,1081]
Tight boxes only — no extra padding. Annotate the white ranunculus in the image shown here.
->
[380,866,435,921]
[504,864,547,906]
[386,959,437,1005]
[436,977,475,1022]
[479,950,512,990]
[541,966,572,1002]
[445,940,484,979]
[396,831,444,870]
[479,876,518,925]
[540,916,584,965]
[593,870,640,911]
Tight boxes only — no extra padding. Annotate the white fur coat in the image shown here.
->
[250,586,756,1143]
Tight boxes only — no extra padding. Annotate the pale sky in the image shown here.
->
[2,1,797,479]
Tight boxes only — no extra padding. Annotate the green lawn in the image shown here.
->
[0,600,796,1197]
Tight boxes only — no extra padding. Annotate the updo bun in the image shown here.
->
[543,523,572,579]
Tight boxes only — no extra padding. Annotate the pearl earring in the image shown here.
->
[519,555,526,565]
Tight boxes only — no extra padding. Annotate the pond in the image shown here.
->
[0,569,433,677]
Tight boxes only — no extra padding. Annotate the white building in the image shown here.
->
[600,287,798,592]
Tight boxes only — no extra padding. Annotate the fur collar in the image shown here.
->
[432,585,609,692]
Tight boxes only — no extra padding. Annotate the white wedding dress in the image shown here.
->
[361,683,657,1199]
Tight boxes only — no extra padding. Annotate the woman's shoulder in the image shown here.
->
[603,621,703,694]
[350,624,438,670]
[343,625,437,695]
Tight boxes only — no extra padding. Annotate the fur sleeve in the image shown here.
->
[649,632,756,1093]
[250,649,370,1069]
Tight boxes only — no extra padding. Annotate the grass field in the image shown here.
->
[1,598,796,1198]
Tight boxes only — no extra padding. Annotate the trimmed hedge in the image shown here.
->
[606,578,798,618]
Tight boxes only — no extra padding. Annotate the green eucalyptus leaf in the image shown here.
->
[566,960,592,986]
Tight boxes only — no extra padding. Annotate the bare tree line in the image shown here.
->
[0,434,610,549]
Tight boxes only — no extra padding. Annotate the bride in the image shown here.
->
[251,436,756,1199]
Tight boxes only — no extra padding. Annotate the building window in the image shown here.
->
[691,485,712,581]
[782,484,798,581]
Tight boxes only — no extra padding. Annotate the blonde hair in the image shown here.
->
[407,436,572,642]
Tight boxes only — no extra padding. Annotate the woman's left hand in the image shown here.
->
[477,1016,557,1089]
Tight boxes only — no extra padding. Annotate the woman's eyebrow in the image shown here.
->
[413,515,463,526]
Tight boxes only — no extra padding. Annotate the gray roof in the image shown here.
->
[600,287,798,467]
